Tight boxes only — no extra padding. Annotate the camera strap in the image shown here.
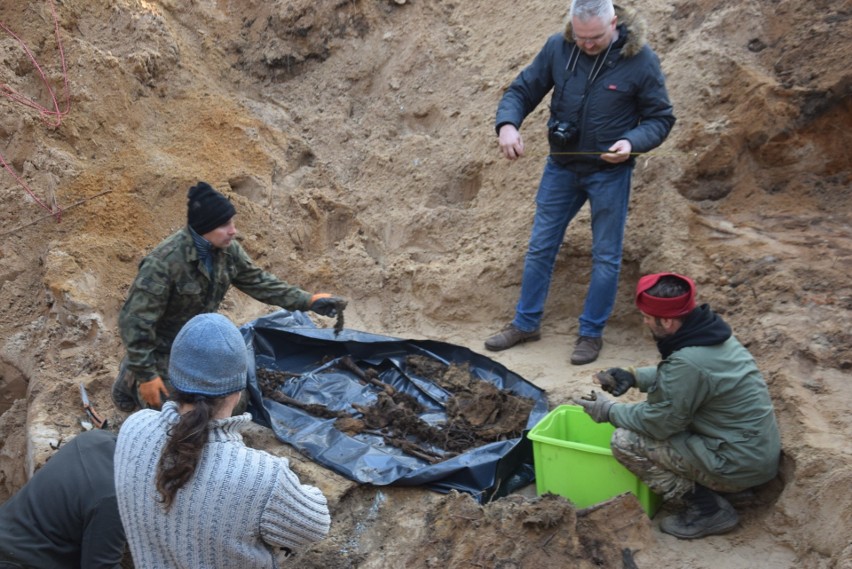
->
[551,38,618,150]
[586,40,615,93]
[565,44,580,73]
[558,40,615,122]
[574,40,615,126]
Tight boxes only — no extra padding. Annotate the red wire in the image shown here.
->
[1,0,71,221]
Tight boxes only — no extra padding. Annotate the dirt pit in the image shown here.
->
[1,0,851,568]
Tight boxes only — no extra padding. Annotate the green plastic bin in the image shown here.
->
[527,404,661,517]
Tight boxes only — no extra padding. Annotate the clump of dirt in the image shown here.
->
[0,399,27,502]
[333,305,346,336]
[406,355,534,443]
[256,354,533,464]
[296,489,654,569]
[257,367,346,419]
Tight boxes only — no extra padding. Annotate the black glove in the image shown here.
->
[595,367,635,397]
[572,391,614,423]
[309,294,347,317]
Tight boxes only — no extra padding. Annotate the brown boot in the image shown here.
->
[570,336,602,365]
[484,324,541,351]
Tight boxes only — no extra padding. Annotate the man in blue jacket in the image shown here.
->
[485,0,675,365]
[574,273,781,539]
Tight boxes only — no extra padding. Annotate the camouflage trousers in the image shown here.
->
[113,354,248,414]
[610,428,748,501]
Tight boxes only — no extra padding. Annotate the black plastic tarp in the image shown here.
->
[242,310,549,503]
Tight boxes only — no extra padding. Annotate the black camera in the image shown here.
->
[548,121,579,147]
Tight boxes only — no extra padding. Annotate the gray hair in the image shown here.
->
[570,0,615,22]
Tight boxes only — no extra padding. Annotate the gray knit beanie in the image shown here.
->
[169,313,248,397]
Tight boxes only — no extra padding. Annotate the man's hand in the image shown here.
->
[139,376,169,409]
[572,390,614,423]
[310,293,347,317]
[498,124,525,160]
[595,368,635,397]
[601,139,632,164]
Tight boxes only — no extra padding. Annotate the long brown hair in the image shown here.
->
[155,392,220,510]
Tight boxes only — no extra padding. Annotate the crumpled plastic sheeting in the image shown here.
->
[242,310,549,503]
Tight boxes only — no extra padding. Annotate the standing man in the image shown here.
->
[485,0,675,364]
[0,429,126,568]
[112,181,346,412]
[573,273,781,539]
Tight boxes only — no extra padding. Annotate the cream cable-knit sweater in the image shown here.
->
[115,402,330,568]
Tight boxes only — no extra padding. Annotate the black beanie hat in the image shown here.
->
[187,182,236,235]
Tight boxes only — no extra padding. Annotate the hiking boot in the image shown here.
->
[660,490,739,539]
[570,336,602,365]
[111,374,138,413]
[484,324,541,351]
[719,488,758,507]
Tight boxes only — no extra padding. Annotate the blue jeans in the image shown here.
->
[512,159,633,337]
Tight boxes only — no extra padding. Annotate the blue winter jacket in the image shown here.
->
[496,5,676,168]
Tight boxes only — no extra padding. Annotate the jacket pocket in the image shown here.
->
[591,82,636,143]
[176,281,202,296]
[135,276,167,296]
[684,433,727,473]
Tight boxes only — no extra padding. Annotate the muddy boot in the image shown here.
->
[660,484,739,539]
[570,336,602,365]
[484,324,541,351]
[719,488,758,508]
[111,366,139,413]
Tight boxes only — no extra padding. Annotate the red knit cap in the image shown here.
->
[635,273,696,318]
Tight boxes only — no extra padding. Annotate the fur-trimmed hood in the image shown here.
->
[563,3,646,58]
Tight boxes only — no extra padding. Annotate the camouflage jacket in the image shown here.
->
[119,227,312,381]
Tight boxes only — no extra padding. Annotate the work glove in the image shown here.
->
[139,376,169,409]
[572,390,614,423]
[309,293,347,317]
[595,367,636,397]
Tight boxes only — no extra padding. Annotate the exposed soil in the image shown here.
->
[0,1,850,568]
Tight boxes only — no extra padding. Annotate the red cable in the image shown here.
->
[1,0,71,221]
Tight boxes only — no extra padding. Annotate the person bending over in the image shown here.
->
[574,273,780,539]
[0,429,126,568]
[113,181,345,412]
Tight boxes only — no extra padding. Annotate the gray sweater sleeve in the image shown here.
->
[260,460,331,551]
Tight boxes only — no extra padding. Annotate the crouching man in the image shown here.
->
[574,272,781,539]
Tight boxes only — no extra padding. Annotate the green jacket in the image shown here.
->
[609,336,781,488]
[119,227,312,381]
